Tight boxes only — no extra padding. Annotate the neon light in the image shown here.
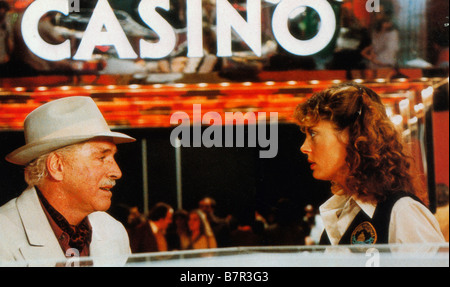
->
[216,0,261,57]
[272,0,336,56]
[21,0,71,61]
[74,0,137,60]
[21,0,337,61]
[139,0,177,59]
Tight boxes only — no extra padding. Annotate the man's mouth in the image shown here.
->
[99,180,116,192]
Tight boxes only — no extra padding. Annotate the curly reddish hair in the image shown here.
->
[295,82,426,204]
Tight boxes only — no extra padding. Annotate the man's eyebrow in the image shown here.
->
[95,147,118,155]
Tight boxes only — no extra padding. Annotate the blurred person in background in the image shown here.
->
[108,204,145,242]
[229,209,262,247]
[361,16,399,69]
[129,202,173,253]
[198,196,231,247]
[302,204,324,245]
[166,209,190,250]
[188,209,217,250]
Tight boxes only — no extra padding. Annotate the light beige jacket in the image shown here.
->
[0,187,131,266]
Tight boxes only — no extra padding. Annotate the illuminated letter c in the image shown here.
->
[21,0,71,61]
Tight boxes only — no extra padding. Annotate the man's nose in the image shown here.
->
[109,159,122,180]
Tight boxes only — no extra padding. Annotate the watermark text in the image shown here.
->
[69,0,80,13]
[170,105,279,159]
[366,0,380,13]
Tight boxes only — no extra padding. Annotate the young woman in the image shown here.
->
[188,209,217,250]
[295,82,444,245]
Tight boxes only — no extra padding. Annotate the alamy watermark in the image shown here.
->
[365,247,380,267]
[65,248,80,267]
[69,0,80,13]
[169,105,279,159]
[366,0,380,13]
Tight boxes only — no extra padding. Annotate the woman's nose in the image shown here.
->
[300,138,311,155]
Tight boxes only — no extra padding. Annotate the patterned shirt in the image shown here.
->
[36,188,92,258]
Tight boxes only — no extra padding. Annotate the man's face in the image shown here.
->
[199,199,213,215]
[61,140,122,215]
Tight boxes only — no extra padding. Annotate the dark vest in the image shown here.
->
[320,191,423,245]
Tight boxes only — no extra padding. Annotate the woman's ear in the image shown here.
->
[46,152,64,181]
[336,127,350,146]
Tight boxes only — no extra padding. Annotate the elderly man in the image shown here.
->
[0,96,135,266]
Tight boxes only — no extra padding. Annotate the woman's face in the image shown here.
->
[300,120,349,186]
[188,212,201,232]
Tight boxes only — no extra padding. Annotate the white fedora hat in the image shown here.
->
[6,96,136,165]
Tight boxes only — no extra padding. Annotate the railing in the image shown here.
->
[2,243,448,267]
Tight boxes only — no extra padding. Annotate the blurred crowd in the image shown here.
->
[109,196,325,254]
[110,181,449,254]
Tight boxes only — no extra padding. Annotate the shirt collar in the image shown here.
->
[353,196,376,218]
[320,193,377,219]
[35,187,92,252]
[319,193,377,245]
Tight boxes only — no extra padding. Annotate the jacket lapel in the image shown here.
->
[16,187,65,265]
[88,213,129,266]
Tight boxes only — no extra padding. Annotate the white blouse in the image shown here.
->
[319,194,445,245]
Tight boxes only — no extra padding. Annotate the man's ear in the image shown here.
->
[46,152,64,181]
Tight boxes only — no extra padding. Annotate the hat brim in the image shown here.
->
[6,132,136,166]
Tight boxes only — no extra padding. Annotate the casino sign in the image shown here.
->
[21,0,337,61]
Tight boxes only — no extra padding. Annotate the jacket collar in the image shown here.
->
[17,187,61,246]
[14,187,118,266]
[16,187,66,263]
[17,187,105,244]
